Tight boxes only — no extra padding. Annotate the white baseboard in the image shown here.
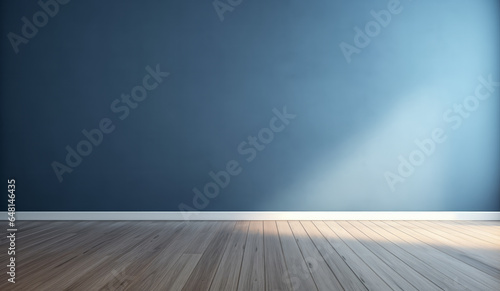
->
[3,211,500,220]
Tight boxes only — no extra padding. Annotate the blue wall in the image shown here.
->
[1,0,499,211]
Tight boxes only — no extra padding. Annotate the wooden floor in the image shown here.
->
[1,220,499,290]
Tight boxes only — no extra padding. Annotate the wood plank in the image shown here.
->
[370,221,496,290]
[468,221,500,227]
[276,221,318,291]
[343,221,441,290]
[395,221,500,278]
[263,221,292,291]
[313,221,391,290]
[15,222,146,290]
[338,221,441,290]
[300,221,367,291]
[288,221,343,290]
[184,221,219,254]
[237,221,265,291]
[378,221,500,290]
[418,221,500,248]
[2,220,499,290]
[158,254,201,291]
[63,222,187,290]
[123,221,210,290]
[449,221,500,242]
[182,221,236,291]
[210,221,249,290]
[325,221,417,291]
[10,223,116,289]
[17,221,91,254]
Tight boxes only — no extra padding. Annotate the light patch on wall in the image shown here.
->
[262,94,452,211]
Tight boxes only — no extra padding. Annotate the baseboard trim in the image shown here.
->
[3,211,500,220]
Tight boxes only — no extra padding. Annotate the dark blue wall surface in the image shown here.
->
[1,0,499,211]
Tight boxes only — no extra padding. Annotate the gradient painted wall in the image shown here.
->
[1,0,499,211]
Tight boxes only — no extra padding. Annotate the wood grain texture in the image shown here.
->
[374,220,500,290]
[339,221,439,290]
[446,221,500,243]
[263,221,292,291]
[300,221,367,291]
[395,220,500,278]
[288,221,343,290]
[210,221,249,291]
[313,221,392,291]
[326,220,417,291]
[182,221,236,291]
[1,220,498,291]
[358,221,469,290]
[238,221,265,291]
[276,220,318,291]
